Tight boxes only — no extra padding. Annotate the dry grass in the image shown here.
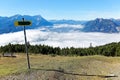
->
[0,54,120,80]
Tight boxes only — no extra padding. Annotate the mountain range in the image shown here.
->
[49,20,86,25]
[0,14,52,34]
[0,14,120,34]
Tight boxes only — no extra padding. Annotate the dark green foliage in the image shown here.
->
[0,42,120,57]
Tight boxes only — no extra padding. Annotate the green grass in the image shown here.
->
[0,54,120,80]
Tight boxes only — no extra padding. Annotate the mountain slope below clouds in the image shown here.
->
[0,15,53,34]
[82,18,120,33]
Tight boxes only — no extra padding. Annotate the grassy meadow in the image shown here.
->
[0,53,120,80]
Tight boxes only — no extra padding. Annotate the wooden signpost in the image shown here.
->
[14,18,32,69]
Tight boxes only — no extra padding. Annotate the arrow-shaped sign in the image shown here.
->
[14,21,32,26]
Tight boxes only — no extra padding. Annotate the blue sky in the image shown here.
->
[0,0,120,20]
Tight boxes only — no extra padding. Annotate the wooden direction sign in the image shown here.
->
[14,21,32,26]
[14,18,31,69]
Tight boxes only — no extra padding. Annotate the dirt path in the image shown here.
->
[106,63,120,80]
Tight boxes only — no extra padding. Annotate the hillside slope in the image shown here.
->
[0,54,120,80]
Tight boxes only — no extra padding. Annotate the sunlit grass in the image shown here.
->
[0,53,120,80]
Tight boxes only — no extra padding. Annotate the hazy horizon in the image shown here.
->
[0,0,120,20]
[0,14,120,21]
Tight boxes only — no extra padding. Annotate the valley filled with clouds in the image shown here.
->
[0,24,120,48]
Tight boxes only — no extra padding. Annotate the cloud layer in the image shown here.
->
[53,24,84,29]
[0,24,120,48]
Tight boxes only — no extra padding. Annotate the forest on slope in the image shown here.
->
[0,42,120,57]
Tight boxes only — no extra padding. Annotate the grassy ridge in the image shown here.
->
[0,54,120,80]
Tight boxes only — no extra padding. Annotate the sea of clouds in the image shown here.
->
[0,24,120,48]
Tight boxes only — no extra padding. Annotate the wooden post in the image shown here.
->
[22,18,31,69]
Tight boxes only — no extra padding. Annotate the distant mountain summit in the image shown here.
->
[0,14,53,34]
[82,18,120,33]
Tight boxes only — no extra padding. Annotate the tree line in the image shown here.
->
[0,42,120,57]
